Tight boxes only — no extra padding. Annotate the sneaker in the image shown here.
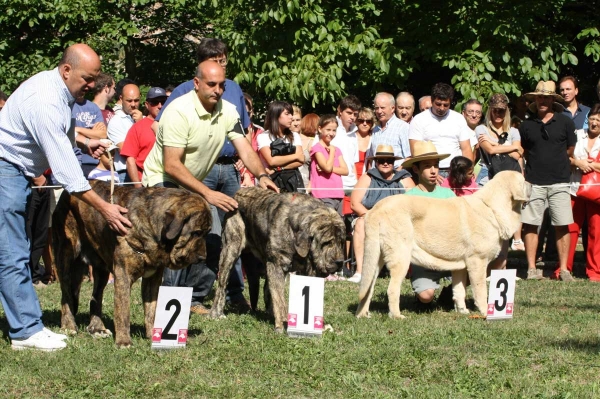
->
[347,273,362,283]
[190,304,210,316]
[559,270,575,282]
[43,328,68,341]
[511,239,525,251]
[11,330,67,352]
[526,268,545,280]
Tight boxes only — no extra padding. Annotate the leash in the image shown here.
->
[106,149,115,204]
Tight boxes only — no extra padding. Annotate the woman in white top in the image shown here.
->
[567,103,600,281]
[257,101,305,192]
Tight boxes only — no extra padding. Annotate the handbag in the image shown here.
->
[576,151,600,203]
[480,128,522,179]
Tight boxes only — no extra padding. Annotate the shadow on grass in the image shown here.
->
[549,337,600,354]
[346,290,472,316]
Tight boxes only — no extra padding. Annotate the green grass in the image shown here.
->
[1,258,600,398]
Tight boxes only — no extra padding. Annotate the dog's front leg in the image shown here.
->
[113,263,133,348]
[387,260,409,319]
[451,269,469,314]
[87,261,112,338]
[266,261,287,333]
[142,267,164,339]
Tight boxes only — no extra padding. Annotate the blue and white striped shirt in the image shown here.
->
[0,68,91,193]
[367,114,411,168]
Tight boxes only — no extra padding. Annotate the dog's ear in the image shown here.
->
[163,210,185,241]
[294,230,311,258]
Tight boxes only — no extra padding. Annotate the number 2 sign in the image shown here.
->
[487,269,517,320]
[151,286,193,350]
[287,275,325,338]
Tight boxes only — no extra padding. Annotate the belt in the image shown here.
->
[215,156,238,165]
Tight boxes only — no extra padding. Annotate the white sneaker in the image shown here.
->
[11,330,67,352]
[43,327,68,341]
[347,273,362,283]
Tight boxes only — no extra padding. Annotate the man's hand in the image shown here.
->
[32,175,47,191]
[258,175,280,192]
[131,109,143,122]
[87,139,110,158]
[234,158,245,171]
[99,203,131,235]
[204,190,239,212]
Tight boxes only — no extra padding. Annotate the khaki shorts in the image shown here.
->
[521,184,573,226]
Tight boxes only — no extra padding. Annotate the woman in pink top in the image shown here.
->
[310,114,348,215]
[441,156,477,196]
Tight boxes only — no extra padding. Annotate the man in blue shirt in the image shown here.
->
[559,76,590,130]
[155,38,252,314]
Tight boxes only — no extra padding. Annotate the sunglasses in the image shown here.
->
[498,132,509,145]
[376,158,396,165]
[148,99,166,106]
[357,118,373,124]
[541,125,549,140]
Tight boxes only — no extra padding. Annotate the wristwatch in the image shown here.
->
[258,173,272,181]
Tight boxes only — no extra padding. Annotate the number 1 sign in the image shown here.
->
[287,275,325,338]
[487,269,517,320]
[151,286,193,350]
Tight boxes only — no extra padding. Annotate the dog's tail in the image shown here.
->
[356,212,383,317]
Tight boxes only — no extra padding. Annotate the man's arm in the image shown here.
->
[232,137,279,191]
[125,157,142,188]
[75,122,107,140]
[163,146,238,211]
[459,139,474,161]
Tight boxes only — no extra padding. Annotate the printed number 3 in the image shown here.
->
[301,286,310,324]
[495,278,508,311]
[162,299,181,340]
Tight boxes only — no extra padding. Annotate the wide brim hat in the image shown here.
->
[401,141,450,168]
[524,80,564,102]
[366,144,402,161]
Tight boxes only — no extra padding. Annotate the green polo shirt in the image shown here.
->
[142,90,244,187]
[405,186,456,199]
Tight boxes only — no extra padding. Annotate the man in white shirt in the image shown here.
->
[409,83,474,181]
[331,95,361,194]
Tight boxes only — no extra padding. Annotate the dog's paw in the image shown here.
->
[208,310,226,320]
[274,326,285,334]
[455,305,470,314]
[88,327,113,338]
[388,312,406,319]
[62,328,77,336]
[356,311,371,319]
[116,342,132,349]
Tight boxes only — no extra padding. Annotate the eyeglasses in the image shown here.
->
[466,110,482,116]
[209,57,228,67]
[498,132,509,145]
[356,118,373,124]
[541,125,549,140]
[376,158,395,165]
[148,99,165,106]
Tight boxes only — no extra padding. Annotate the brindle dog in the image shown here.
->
[210,187,346,332]
[53,181,211,347]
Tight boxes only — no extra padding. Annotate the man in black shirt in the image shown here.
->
[519,81,576,281]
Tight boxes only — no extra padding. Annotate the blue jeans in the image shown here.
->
[0,159,44,339]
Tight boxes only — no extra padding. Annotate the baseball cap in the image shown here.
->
[146,87,167,100]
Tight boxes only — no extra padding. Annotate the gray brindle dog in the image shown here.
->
[210,187,345,332]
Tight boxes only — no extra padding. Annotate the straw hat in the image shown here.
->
[366,144,402,161]
[401,141,450,168]
[524,81,564,102]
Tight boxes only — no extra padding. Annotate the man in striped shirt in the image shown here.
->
[0,43,131,351]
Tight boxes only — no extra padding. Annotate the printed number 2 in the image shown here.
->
[162,299,181,340]
[301,286,310,324]
[495,278,508,311]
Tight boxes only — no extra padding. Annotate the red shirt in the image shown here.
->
[120,117,156,180]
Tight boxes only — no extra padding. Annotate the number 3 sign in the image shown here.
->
[287,275,325,338]
[151,286,193,350]
[487,269,517,320]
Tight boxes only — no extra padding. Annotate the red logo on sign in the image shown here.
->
[152,328,162,342]
[177,329,188,344]
[506,303,513,315]
[487,304,495,316]
[288,313,297,327]
[314,316,324,330]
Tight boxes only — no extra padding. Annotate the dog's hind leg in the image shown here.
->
[209,212,245,319]
[466,260,489,314]
[87,257,112,338]
[356,219,384,318]
[55,227,82,334]
[241,252,260,311]
[385,251,411,319]
[451,269,469,314]
[142,267,164,339]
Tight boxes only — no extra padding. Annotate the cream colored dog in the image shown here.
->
[355,171,530,319]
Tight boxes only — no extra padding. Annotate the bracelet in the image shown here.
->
[258,173,271,181]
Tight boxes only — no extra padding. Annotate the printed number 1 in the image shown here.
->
[162,299,181,340]
[495,278,508,311]
[301,285,310,324]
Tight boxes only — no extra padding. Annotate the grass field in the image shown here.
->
[1,255,599,398]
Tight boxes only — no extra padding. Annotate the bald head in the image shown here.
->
[194,60,226,112]
[395,92,415,122]
[58,44,101,100]
[120,84,141,115]
[419,96,432,112]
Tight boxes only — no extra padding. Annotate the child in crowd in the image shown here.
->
[87,140,121,184]
[441,156,477,196]
[310,115,348,281]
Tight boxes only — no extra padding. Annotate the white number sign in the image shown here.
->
[151,286,193,350]
[287,275,325,338]
[487,269,517,320]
